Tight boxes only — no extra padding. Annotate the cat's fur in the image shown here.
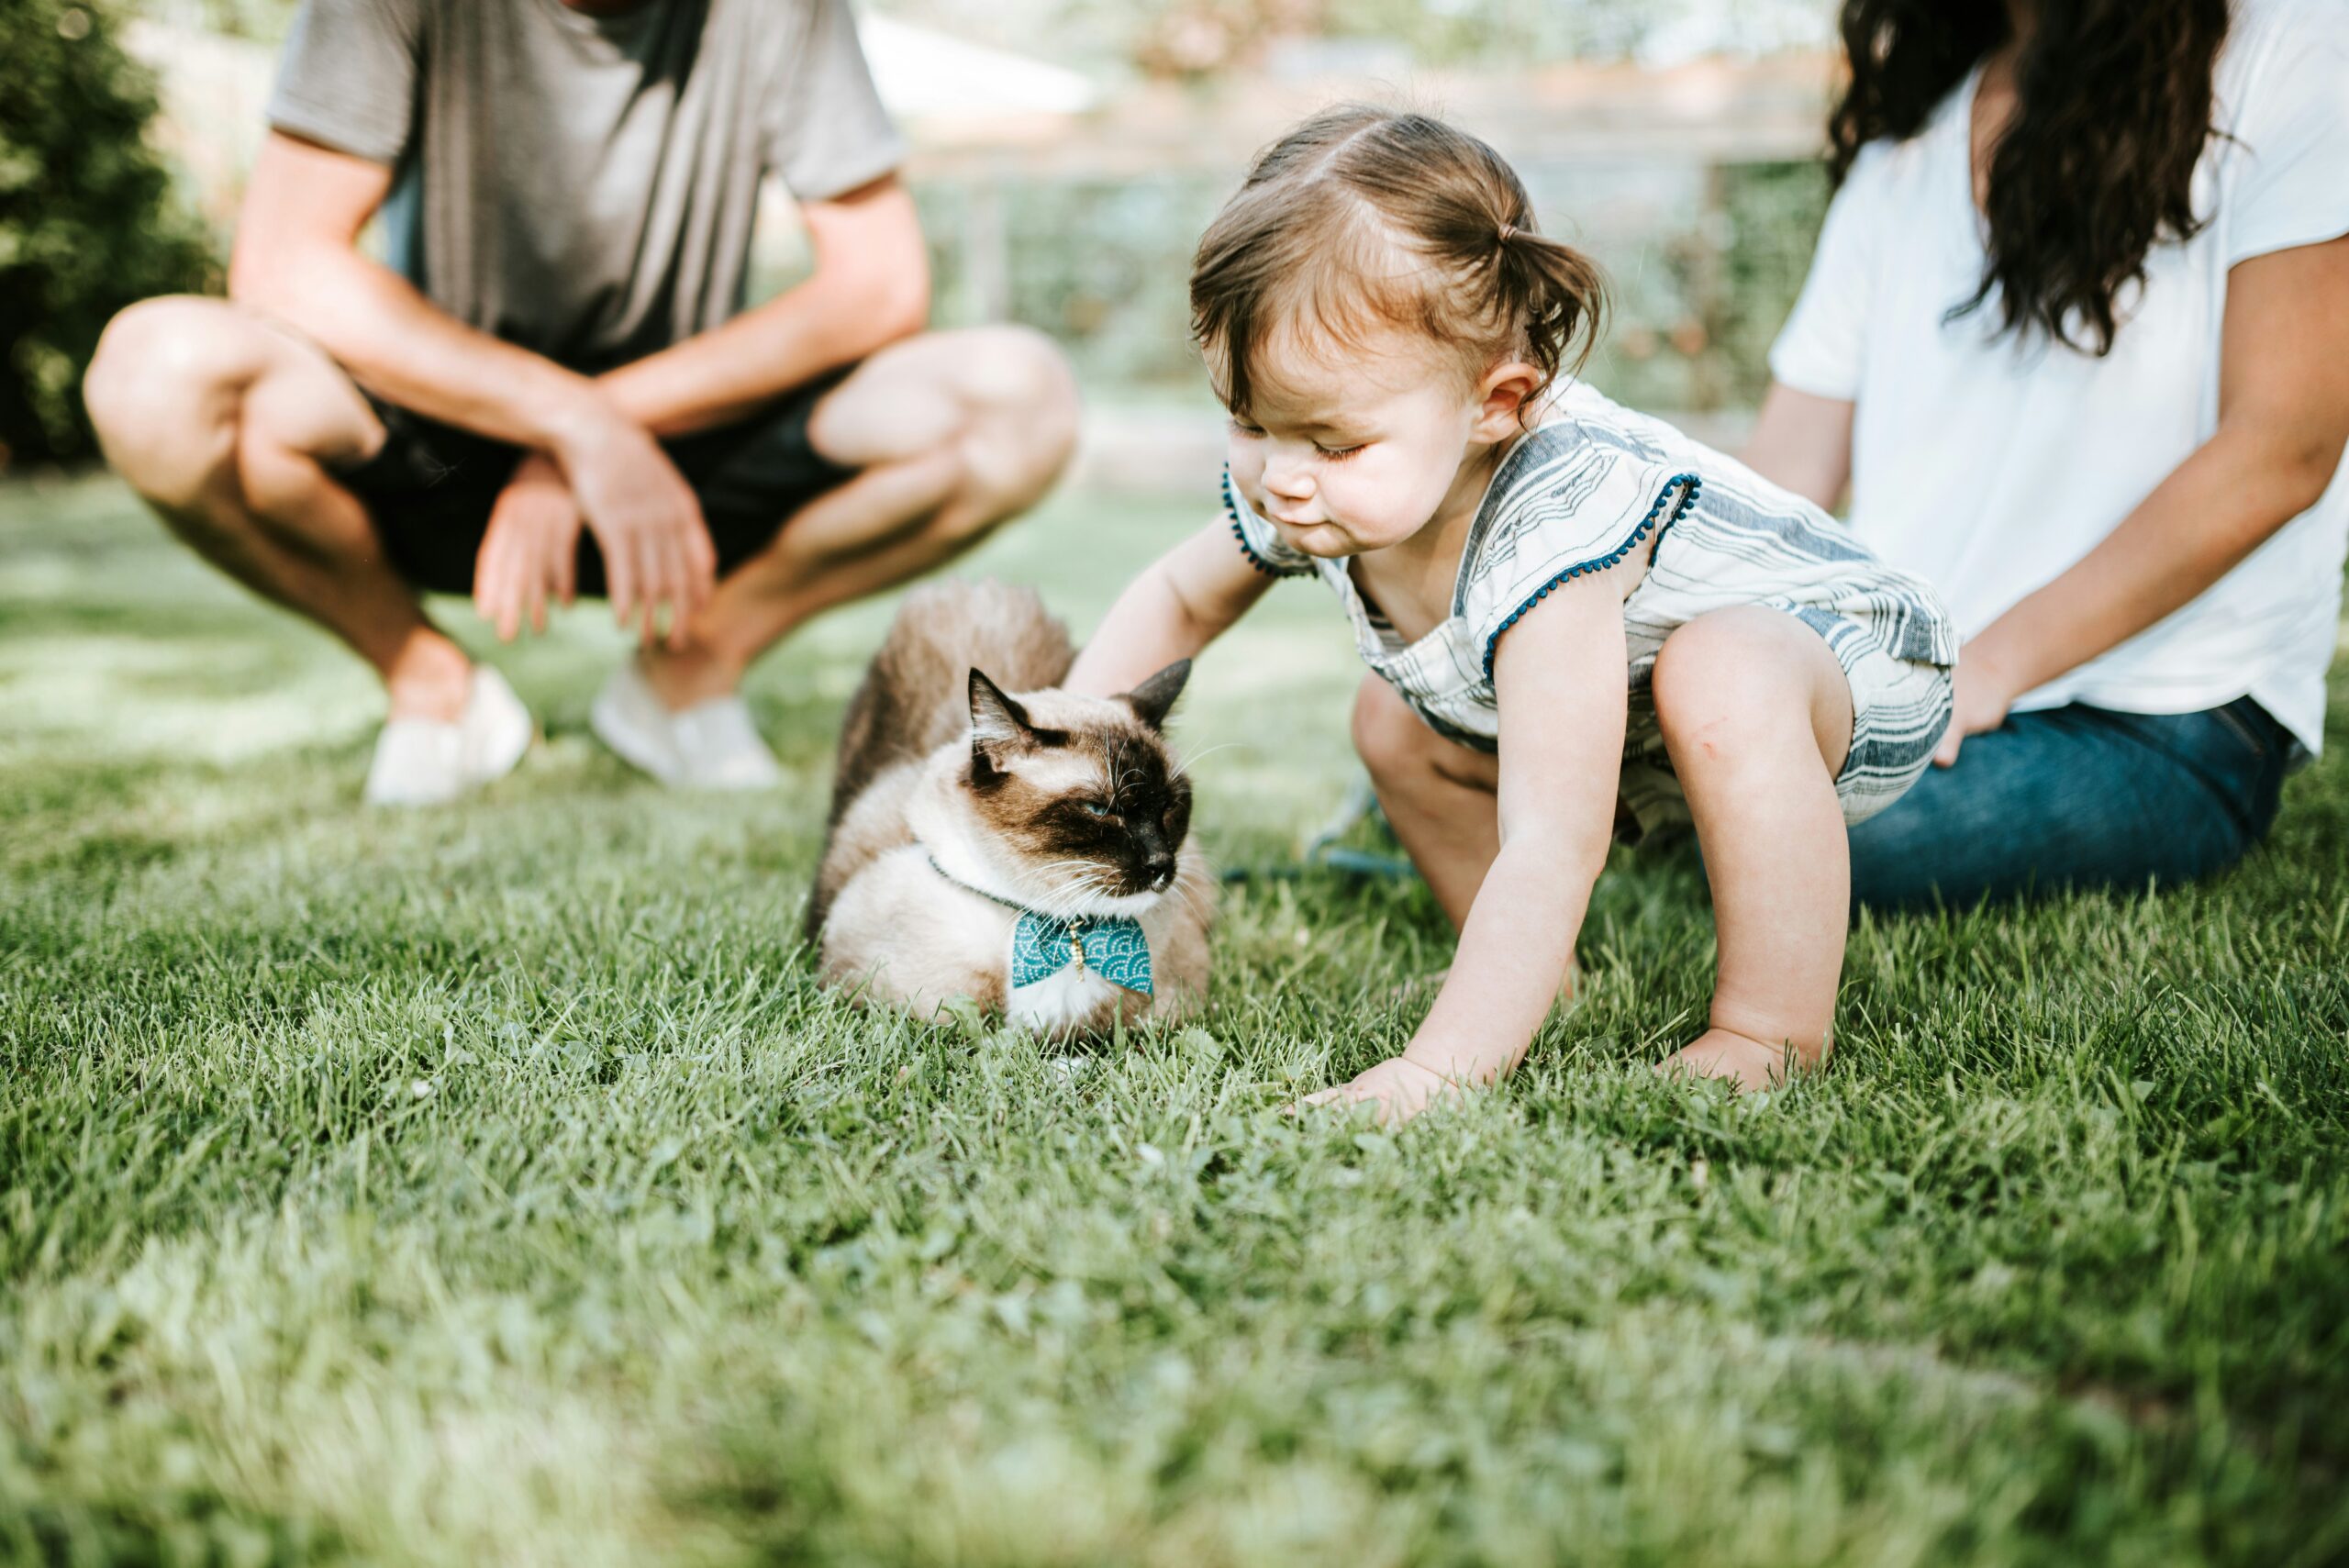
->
[809,579,1213,1037]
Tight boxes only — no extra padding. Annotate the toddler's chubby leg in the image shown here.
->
[1650,607,1855,1092]
[1351,674,1499,930]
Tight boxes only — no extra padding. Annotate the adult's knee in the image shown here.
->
[947,325,1079,513]
[83,296,253,506]
[957,325,1078,430]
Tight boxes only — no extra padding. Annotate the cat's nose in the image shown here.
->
[1144,853,1175,885]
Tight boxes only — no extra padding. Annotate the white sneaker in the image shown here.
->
[362,667,533,806]
[589,661,784,792]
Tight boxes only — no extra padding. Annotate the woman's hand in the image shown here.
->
[473,452,582,641]
[1934,639,2023,767]
[1294,1054,1459,1127]
[1929,237,2349,761]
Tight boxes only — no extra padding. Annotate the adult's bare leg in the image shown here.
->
[638,326,1080,709]
[83,295,471,721]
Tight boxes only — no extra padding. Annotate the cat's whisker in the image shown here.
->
[1033,868,1108,919]
[1172,872,1213,922]
[1030,859,1115,916]
[1170,880,1216,929]
[1172,741,1240,779]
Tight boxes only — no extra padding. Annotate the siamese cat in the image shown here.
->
[808,579,1212,1038]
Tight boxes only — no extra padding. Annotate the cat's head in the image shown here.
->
[955,662,1195,914]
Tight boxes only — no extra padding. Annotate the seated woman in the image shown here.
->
[1745,0,2349,909]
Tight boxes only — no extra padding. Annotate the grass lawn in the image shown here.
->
[3,473,2347,1567]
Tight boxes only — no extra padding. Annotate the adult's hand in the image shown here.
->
[473,452,581,641]
[1933,640,2021,767]
[551,405,716,648]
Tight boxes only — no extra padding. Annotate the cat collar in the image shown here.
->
[926,856,1154,998]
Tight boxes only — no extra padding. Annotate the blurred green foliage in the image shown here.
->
[0,0,217,469]
[880,0,1834,77]
[911,159,1831,413]
[135,0,1835,70]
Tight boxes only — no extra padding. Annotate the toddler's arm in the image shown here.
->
[1065,519,1276,695]
[1311,576,1628,1122]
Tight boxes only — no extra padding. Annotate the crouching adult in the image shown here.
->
[83,0,1078,804]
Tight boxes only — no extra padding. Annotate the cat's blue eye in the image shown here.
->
[1082,800,1112,817]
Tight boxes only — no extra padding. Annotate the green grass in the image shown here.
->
[4,475,2347,1568]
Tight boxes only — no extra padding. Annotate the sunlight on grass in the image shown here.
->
[4,475,2347,1566]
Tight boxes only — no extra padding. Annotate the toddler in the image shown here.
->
[1066,107,1957,1117]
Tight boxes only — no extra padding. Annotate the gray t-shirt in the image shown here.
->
[267,0,906,371]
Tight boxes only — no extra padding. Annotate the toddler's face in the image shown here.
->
[1221,327,1488,559]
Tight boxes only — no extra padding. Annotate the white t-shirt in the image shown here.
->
[1768,0,2349,753]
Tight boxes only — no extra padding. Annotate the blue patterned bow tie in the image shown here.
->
[1009,909,1153,997]
[930,858,1154,998]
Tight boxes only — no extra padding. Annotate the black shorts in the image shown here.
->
[331,368,857,596]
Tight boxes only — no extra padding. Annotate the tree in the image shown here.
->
[0,0,217,469]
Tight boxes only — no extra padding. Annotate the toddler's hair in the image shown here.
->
[1191,106,1606,416]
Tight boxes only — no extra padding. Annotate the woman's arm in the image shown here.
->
[1945,234,2349,762]
[1307,577,1625,1123]
[1739,384,1856,513]
[1063,520,1277,695]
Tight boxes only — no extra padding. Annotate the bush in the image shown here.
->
[0,0,217,470]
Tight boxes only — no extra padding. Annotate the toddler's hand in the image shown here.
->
[1293,1054,1459,1127]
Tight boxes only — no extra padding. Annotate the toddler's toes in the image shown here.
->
[1658,1029,1817,1094]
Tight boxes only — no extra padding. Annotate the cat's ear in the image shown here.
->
[1120,660,1192,732]
[968,668,1036,756]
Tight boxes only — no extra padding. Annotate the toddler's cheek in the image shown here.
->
[1339,479,1417,545]
[1227,446,1268,497]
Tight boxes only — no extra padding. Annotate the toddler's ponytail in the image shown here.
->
[1491,214,1607,392]
[1191,106,1609,416]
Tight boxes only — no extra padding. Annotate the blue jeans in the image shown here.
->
[1847,697,2296,913]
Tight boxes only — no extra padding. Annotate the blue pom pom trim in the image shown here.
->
[1479,472,1702,679]
[1223,471,1313,578]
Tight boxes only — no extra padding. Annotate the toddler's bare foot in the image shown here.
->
[1658,1027,1824,1093]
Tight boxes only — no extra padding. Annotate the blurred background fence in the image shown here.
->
[1,0,1846,481]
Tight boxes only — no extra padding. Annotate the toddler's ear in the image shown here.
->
[1121,660,1192,731]
[969,669,1036,754]
[1473,361,1543,439]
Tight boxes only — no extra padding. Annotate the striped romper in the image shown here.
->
[1226,381,1960,837]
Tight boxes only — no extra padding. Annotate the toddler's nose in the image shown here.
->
[1262,458,1315,501]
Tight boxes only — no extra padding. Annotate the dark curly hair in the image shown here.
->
[1828,0,2231,355]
